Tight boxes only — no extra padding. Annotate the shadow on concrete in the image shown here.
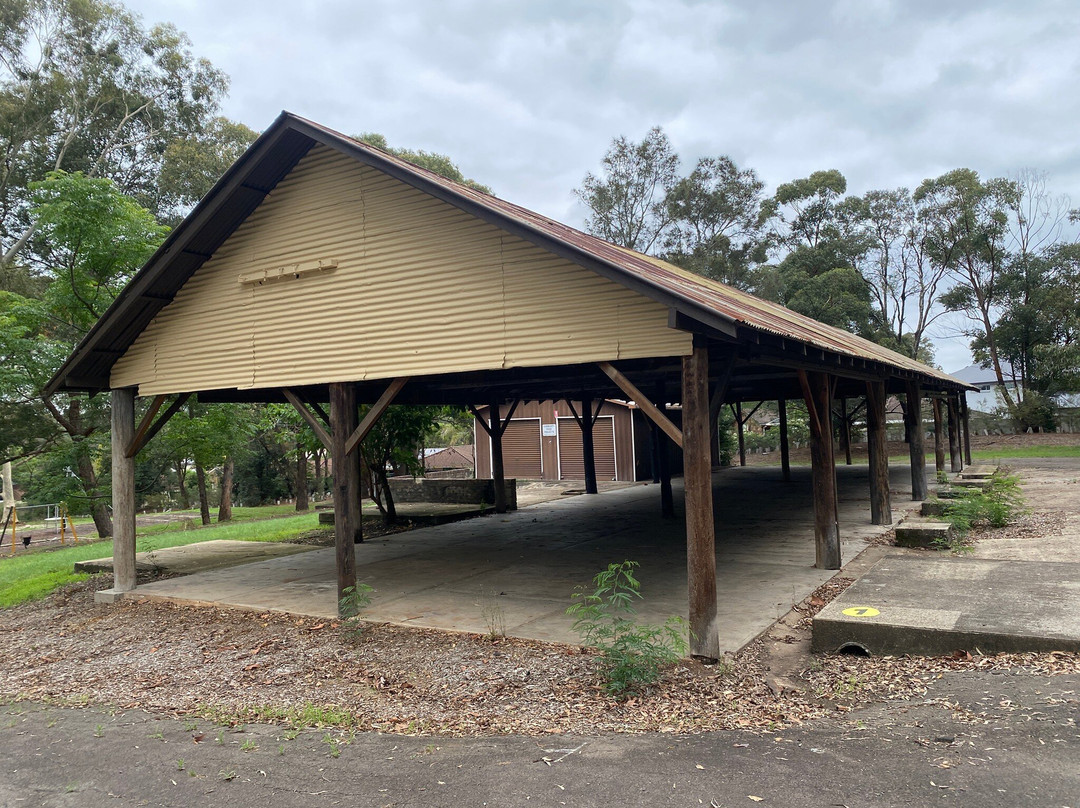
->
[129,464,921,653]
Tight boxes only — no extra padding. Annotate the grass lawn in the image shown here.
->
[0,512,328,610]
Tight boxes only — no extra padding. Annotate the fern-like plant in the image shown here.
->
[567,561,687,697]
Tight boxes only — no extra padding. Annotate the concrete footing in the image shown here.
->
[93,588,127,604]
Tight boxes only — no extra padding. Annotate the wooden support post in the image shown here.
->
[709,355,735,469]
[735,401,746,467]
[865,381,892,526]
[932,397,946,474]
[489,399,508,514]
[839,397,853,466]
[656,383,675,519]
[568,399,599,495]
[683,341,718,660]
[111,389,137,593]
[330,383,359,610]
[799,371,841,569]
[906,382,928,501]
[778,398,791,482]
[961,394,973,465]
[947,394,963,473]
[649,421,661,483]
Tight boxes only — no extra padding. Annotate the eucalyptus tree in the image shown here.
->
[662,156,769,290]
[575,127,679,253]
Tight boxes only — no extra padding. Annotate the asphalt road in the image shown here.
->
[2,669,1077,808]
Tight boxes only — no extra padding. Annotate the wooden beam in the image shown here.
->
[799,370,841,569]
[947,393,963,473]
[489,398,508,514]
[865,380,892,526]
[580,398,598,494]
[497,399,521,436]
[125,393,192,457]
[345,377,409,455]
[467,404,492,437]
[656,383,675,519]
[128,395,165,456]
[906,381,928,501]
[283,389,332,452]
[778,398,791,482]
[932,397,946,474]
[329,382,360,610]
[961,394,973,465]
[111,389,137,593]
[734,402,746,466]
[598,362,683,448]
[682,340,719,660]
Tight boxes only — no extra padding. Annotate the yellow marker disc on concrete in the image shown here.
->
[841,606,880,617]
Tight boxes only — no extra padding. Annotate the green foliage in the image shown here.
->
[943,470,1027,536]
[356,132,492,195]
[359,405,443,523]
[567,561,687,697]
[663,156,768,289]
[338,583,374,635]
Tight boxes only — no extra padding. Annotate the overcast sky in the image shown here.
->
[125,0,1080,372]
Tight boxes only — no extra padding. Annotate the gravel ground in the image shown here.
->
[1,573,1076,738]
[2,456,1078,738]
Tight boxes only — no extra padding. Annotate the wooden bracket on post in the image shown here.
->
[125,392,192,458]
[566,398,604,429]
[598,362,683,448]
[283,389,332,452]
[345,377,410,455]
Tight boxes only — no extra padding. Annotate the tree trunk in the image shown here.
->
[175,459,190,509]
[295,441,309,511]
[217,456,234,522]
[194,461,211,525]
[1,461,13,523]
[76,451,113,538]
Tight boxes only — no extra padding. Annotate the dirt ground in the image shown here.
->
[1,455,1078,738]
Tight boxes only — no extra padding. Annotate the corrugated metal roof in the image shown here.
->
[48,111,970,396]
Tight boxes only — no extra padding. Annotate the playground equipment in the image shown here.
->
[2,503,79,554]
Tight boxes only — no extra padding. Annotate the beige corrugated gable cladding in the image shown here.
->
[110,145,693,395]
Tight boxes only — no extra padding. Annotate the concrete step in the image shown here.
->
[920,500,949,517]
[895,519,953,548]
[813,556,1080,656]
[960,465,997,480]
[952,478,990,491]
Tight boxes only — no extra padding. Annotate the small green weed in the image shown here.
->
[338,583,374,635]
[93,724,104,738]
[567,560,687,697]
[176,759,185,771]
[240,739,257,752]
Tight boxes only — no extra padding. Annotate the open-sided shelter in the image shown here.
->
[48,112,972,659]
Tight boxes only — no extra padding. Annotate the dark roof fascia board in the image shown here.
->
[45,113,314,396]
[287,118,744,340]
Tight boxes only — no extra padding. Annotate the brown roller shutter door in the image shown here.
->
[501,419,543,479]
[557,416,617,480]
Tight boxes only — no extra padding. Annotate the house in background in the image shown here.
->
[423,445,474,479]
[949,361,1080,413]
[949,362,1023,413]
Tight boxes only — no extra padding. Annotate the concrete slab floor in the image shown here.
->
[813,554,1080,655]
[128,464,922,653]
[75,539,318,575]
